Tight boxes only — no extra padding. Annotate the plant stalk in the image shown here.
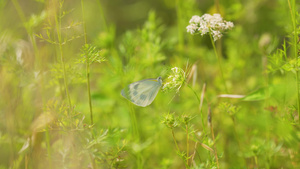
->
[175,0,184,52]
[287,0,300,123]
[186,124,189,166]
[209,34,228,93]
[172,129,189,168]
[53,0,72,114]
[208,107,220,169]
[81,0,94,127]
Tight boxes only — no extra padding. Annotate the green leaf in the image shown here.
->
[241,87,272,101]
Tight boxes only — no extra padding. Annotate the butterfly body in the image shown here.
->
[121,77,162,107]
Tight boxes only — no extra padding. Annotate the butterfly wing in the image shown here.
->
[128,81,161,107]
[121,78,162,107]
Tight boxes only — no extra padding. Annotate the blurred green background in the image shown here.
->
[0,0,299,168]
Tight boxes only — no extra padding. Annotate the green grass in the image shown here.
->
[0,0,299,168]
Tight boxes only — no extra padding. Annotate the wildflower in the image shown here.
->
[186,13,234,41]
[162,67,186,93]
[162,113,179,129]
[180,113,194,125]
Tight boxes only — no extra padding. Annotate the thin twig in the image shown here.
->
[287,0,300,123]
[208,106,220,169]
[191,83,207,165]
[209,33,228,93]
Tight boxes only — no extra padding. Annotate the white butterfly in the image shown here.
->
[121,77,162,107]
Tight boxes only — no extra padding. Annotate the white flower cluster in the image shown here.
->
[162,67,186,93]
[186,13,234,41]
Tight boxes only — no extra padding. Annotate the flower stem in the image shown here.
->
[208,107,220,169]
[45,127,53,169]
[172,129,180,152]
[199,83,207,135]
[175,0,184,52]
[214,0,220,13]
[186,124,189,166]
[287,0,300,123]
[186,83,200,103]
[81,0,94,128]
[54,0,73,116]
[209,33,228,93]
[81,1,97,169]
[128,104,143,168]
[171,129,189,168]
[97,0,108,32]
